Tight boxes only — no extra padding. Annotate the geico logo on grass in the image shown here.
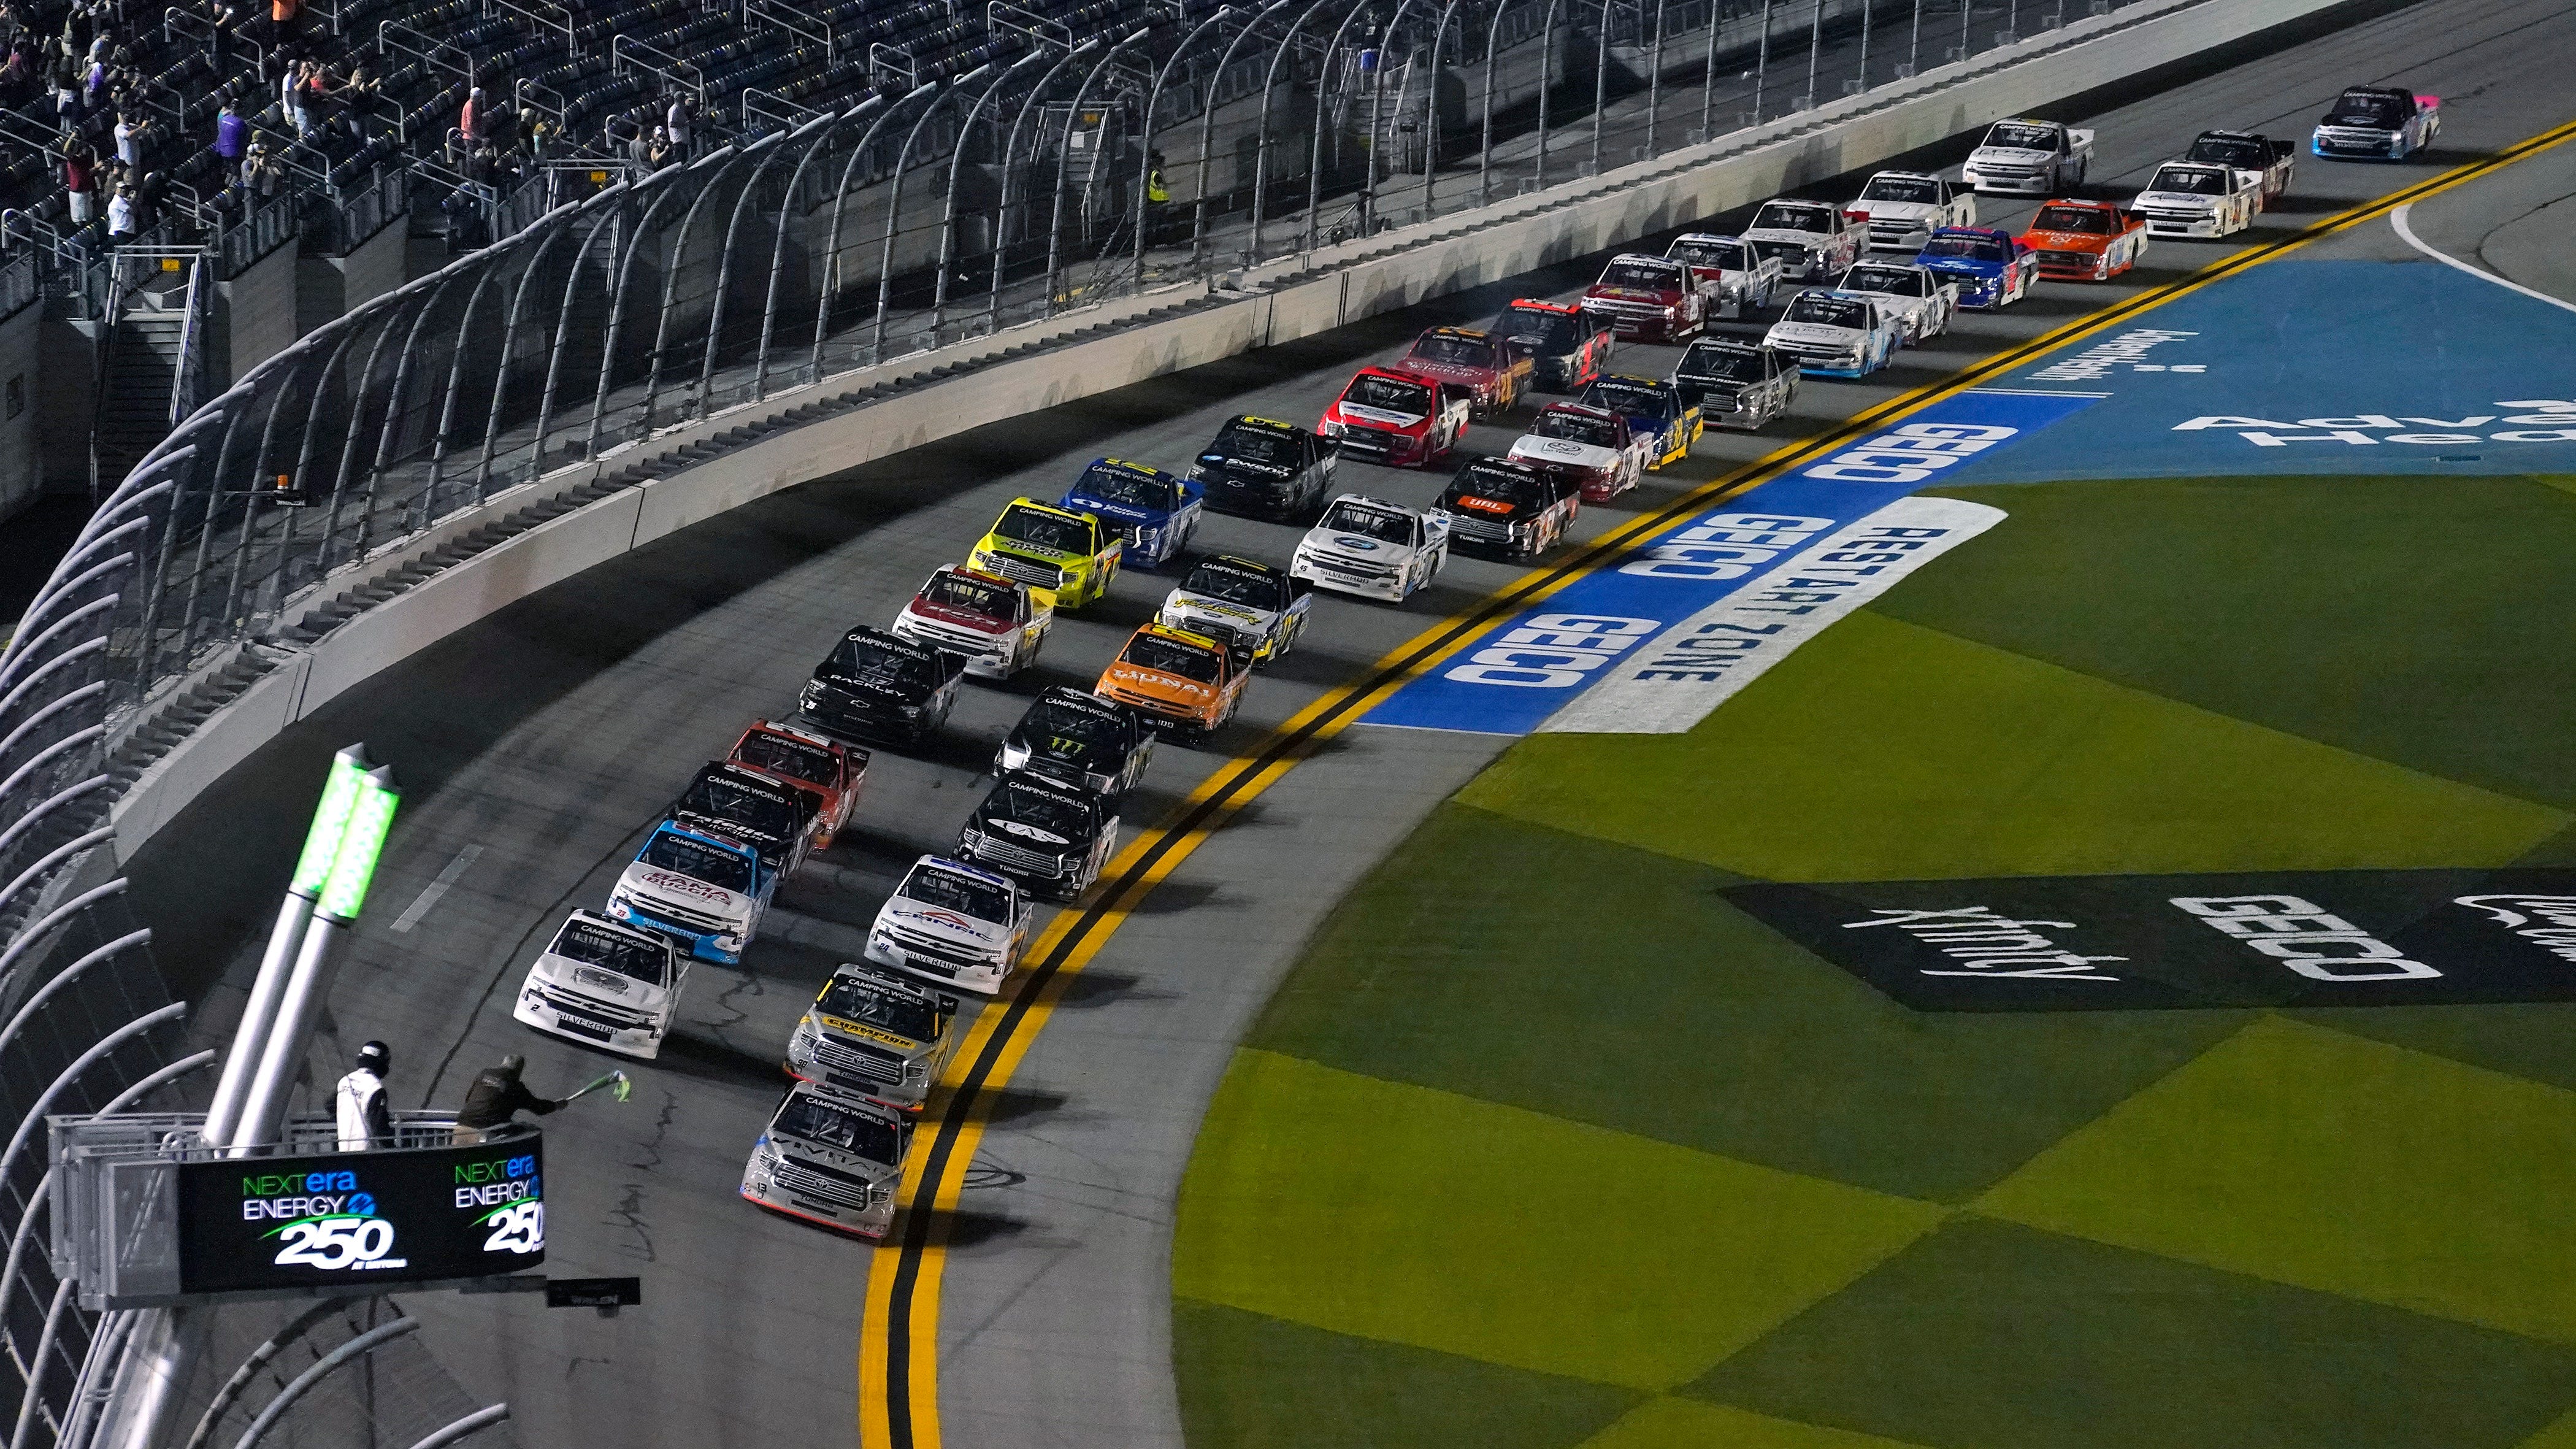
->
[1841,905,2126,981]
[2169,894,2436,981]
[2452,894,2576,965]
[1442,613,1659,687]
[1797,423,2018,485]
[2172,399,2576,447]
[1618,512,1832,579]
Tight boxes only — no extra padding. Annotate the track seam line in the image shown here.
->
[858,107,2576,1449]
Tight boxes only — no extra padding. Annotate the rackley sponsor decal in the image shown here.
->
[1727,869,2576,1012]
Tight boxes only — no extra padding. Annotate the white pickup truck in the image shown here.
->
[1840,171,1977,253]
[1960,118,2094,197]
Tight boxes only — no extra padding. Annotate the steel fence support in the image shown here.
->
[1304,0,1381,251]
[531,213,626,473]
[700,125,816,418]
[478,222,583,491]
[0,594,120,725]
[1701,0,1722,134]
[286,328,371,591]
[0,829,112,938]
[1420,0,1469,220]
[1589,0,1608,172]
[589,178,692,458]
[180,1298,361,1449]
[374,276,466,536]
[1136,9,1241,288]
[323,302,429,573]
[230,1318,418,1449]
[1535,0,1560,187]
[932,53,1046,339]
[0,878,124,993]
[644,147,756,439]
[1191,7,1290,274]
[1251,0,1344,260]
[1645,0,1666,153]
[753,97,883,403]
[57,1307,140,1449]
[1856,0,1870,86]
[0,929,153,1070]
[1363,0,1430,231]
[991,42,1101,326]
[422,250,516,507]
[873,64,993,364]
[1044,34,1153,316]
[1751,0,1771,118]
[6,1278,74,1449]
[811,85,941,385]
[402,1404,508,1449]
[0,642,105,761]
[1803,0,1821,107]
[0,1002,186,1219]
[1908,0,1920,71]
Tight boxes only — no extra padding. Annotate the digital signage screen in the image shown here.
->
[176,1134,543,1294]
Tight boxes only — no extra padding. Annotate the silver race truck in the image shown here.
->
[740,1081,913,1239]
[784,961,960,1112]
[1960,117,2095,196]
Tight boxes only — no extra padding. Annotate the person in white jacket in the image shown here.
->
[335,1040,393,1150]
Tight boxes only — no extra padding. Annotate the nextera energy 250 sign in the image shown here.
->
[177,1136,543,1294]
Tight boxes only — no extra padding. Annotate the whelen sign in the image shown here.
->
[176,1135,544,1295]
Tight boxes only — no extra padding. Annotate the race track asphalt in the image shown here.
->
[120,1,2576,1442]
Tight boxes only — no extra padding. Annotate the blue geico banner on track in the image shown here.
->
[1367,390,2102,734]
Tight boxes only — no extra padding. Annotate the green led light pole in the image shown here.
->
[231,764,401,1152]
[203,746,372,1147]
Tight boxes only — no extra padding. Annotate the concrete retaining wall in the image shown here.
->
[109,0,2355,859]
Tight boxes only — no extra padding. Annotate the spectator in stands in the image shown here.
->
[623,123,648,167]
[646,125,671,169]
[49,47,76,129]
[0,37,31,99]
[130,170,161,231]
[665,93,691,158]
[269,0,298,42]
[60,137,94,224]
[243,139,281,197]
[112,108,145,165]
[213,98,247,180]
[458,85,486,145]
[105,180,134,240]
[283,60,312,134]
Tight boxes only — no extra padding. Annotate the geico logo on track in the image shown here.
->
[2172,399,2576,447]
[1618,512,1831,580]
[1798,423,2018,484]
[1443,613,1658,687]
[2452,894,2576,964]
[2170,894,2437,981]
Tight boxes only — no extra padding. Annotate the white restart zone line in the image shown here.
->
[1539,497,2005,734]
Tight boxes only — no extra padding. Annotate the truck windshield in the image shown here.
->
[1498,306,1583,349]
[1750,202,1831,233]
[1320,500,1416,542]
[734,731,836,786]
[816,977,941,1041]
[901,863,1014,921]
[1984,121,2057,149]
[1668,238,1749,269]
[554,919,670,985]
[1181,560,1282,609]
[1597,261,1677,290]
[1073,463,1173,509]
[2187,134,2269,167]
[1784,294,1872,328]
[2327,93,2404,126]
[773,1095,900,1163]
[1406,333,1497,369]
[1919,236,2007,261]
[2150,166,2229,196]
[994,504,1094,553]
[1123,632,1223,683]
[922,571,1014,621]
[991,781,1094,837]
[639,831,753,893]
[2030,205,2111,234]
[828,634,937,690]
[1838,266,1926,296]
[1581,380,1668,417]
[1452,464,1546,506]
[1210,421,1302,466]
[1024,698,1130,758]
[1860,175,1940,202]
[1530,410,1620,448]
[1341,374,1430,415]
[1678,344,1765,382]
[677,775,800,845]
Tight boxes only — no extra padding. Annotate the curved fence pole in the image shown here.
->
[811,83,941,385]
[403,1404,508,1449]
[0,1051,212,1330]
[700,123,818,417]
[0,639,105,753]
[1590,0,1608,172]
[0,829,112,938]
[1803,0,1821,109]
[873,64,993,364]
[59,1308,142,1449]
[1420,0,1470,221]
[0,929,153,1066]
[1135,7,1241,288]
[323,299,432,574]
[374,275,468,536]
[229,1317,418,1449]
[1190,1,1294,275]
[478,221,583,491]
[0,877,122,992]
[420,248,515,510]
[933,53,1046,342]
[1043,33,1153,320]
[1478,0,1521,206]
[0,1001,187,1217]
[285,328,373,590]
[1644,0,1666,153]
[1751,0,1772,120]
[528,211,627,475]
[1702,0,1723,133]
[992,40,1103,327]
[179,1297,358,1449]
[1535,0,1560,187]
[1249,0,1343,263]
[753,96,883,404]
[1366,0,1432,229]
[1305,0,1381,252]
[585,175,693,461]
[640,145,751,437]
[6,1278,75,1449]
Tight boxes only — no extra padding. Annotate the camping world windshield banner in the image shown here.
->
[1729,869,2576,1012]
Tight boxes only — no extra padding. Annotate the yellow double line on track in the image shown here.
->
[857,111,2576,1448]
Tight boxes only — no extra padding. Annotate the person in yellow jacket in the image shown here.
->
[1145,150,1170,244]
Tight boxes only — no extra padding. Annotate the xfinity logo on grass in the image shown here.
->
[1729,870,2576,1012]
